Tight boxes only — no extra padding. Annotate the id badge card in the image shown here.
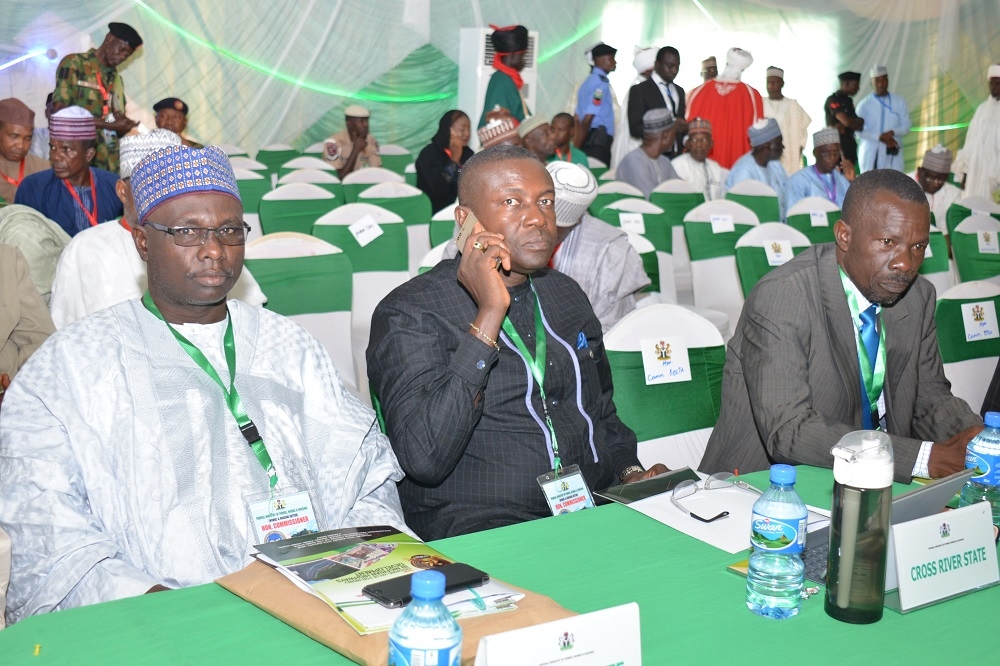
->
[246,489,320,544]
[537,464,595,515]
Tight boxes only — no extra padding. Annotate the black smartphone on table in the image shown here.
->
[361,562,490,609]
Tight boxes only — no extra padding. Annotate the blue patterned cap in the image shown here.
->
[131,144,242,225]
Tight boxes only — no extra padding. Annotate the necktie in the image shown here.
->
[858,303,879,429]
[661,82,675,114]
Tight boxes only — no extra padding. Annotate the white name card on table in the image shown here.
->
[962,301,999,342]
[640,336,691,385]
[979,230,999,254]
[891,502,1000,612]
[809,211,829,227]
[348,214,384,247]
[619,212,646,235]
[763,239,793,266]
[710,214,735,234]
[475,603,641,666]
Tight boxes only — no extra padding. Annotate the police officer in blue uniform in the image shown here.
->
[574,43,617,166]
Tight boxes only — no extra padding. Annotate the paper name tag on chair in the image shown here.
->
[763,239,793,266]
[710,214,734,234]
[475,603,641,665]
[962,301,999,342]
[618,212,646,234]
[348,214,384,247]
[978,231,999,254]
[809,211,829,227]
[640,336,691,385]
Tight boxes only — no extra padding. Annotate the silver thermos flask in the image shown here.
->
[824,430,894,623]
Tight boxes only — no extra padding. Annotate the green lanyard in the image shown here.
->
[500,283,562,473]
[838,269,887,423]
[142,292,278,489]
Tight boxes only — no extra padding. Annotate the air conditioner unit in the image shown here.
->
[458,27,540,149]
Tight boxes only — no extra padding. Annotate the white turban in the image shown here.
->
[720,48,753,81]
[633,47,657,75]
[989,64,1000,79]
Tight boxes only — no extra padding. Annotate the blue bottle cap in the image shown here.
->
[769,464,796,485]
[411,569,446,600]
[985,412,1000,428]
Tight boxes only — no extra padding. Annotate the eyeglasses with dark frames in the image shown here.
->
[144,221,251,247]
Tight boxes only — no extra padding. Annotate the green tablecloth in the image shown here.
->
[2,467,997,664]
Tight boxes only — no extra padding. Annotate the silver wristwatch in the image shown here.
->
[619,465,645,483]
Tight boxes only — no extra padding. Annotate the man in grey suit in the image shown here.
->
[700,169,983,482]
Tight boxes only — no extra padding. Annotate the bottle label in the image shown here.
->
[388,640,461,666]
[966,448,1000,486]
[750,512,806,554]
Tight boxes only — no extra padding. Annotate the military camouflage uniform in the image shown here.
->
[53,49,126,173]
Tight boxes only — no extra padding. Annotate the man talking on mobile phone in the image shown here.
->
[368,145,668,540]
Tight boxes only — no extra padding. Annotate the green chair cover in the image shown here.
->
[312,223,408,272]
[589,165,608,180]
[380,153,412,175]
[258,197,339,235]
[786,211,839,245]
[404,168,417,187]
[683,222,756,261]
[243,254,353,316]
[934,295,1000,363]
[589,192,639,217]
[607,346,726,440]
[639,249,659,293]
[236,177,271,220]
[735,245,809,297]
[725,193,781,224]
[255,148,301,178]
[277,165,337,181]
[946,203,1000,236]
[951,231,1000,282]
[359,194,432,228]
[429,218,456,247]
[918,229,949,276]
[649,191,706,230]
[595,207,673,254]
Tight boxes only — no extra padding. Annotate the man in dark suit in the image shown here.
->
[700,169,983,482]
[627,46,687,158]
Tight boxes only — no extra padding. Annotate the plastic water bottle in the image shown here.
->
[388,570,462,666]
[959,412,1000,527]
[746,464,807,619]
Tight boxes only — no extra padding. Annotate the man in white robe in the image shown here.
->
[611,47,657,171]
[671,118,726,200]
[910,145,962,234]
[0,144,405,623]
[546,162,649,331]
[855,65,911,172]
[954,64,1000,201]
[763,66,812,176]
[49,129,266,328]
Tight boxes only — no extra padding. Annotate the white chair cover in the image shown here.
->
[937,281,1000,412]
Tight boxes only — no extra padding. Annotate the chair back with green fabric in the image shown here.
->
[219,144,248,158]
[786,195,839,245]
[599,198,676,302]
[255,143,300,173]
[734,223,811,297]
[419,241,449,275]
[430,202,458,248]
[587,155,609,180]
[404,162,417,187]
[342,167,405,203]
[379,144,413,175]
[934,281,1000,413]
[624,232,659,293]
[302,141,326,156]
[230,156,268,172]
[244,232,357,394]
[683,200,760,331]
[945,196,1000,236]
[598,169,617,181]
[650,179,707,300]
[589,181,643,217]
[277,156,337,180]
[276,168,344,201]
[952,216,1000,285]
[725,179,781,223]
[233,168,270,245]
[604,304,726,470]
[358,181,433,276]
[258,183,338,235]
[919,228,953,296]
[312,203,409,402]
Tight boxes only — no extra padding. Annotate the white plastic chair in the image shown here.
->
[683,200,760,329]
[935,281,1000,412]
[953,216,1000,286]
[418,241,450,274]
[734,223,811,297]
[229,156,269,171]
[605,304,726,470]
[303,141,327,155]
[259,182,338,235]
[604,198,677,303]
[244,232,357,395]
[358,182,433,276]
